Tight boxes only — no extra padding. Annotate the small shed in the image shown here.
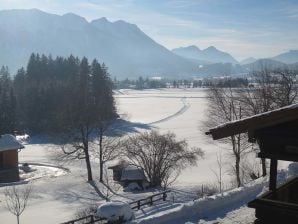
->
[108,161,147,188]
[206,103,298,223]
[108,160,129,182]
[120,165,147,187]
[0,134,24,183]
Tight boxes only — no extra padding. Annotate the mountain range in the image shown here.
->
[172,45,238,64]
[0,9,298,78]
[0,9,198,78]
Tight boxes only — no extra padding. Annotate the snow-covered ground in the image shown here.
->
[0,88,291,223]
[116,88,232,186]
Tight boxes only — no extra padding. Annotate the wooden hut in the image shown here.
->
[108,160,128,181]
[108,160,147,188]
[206,103,298,223]
[0,134,24,183]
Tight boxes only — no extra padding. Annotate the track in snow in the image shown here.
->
[148,97,190,125]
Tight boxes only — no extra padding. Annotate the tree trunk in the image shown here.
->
[261,158,267,176]
[150,176,162,187]
[84,149,93,181]
[99,131,103,182]
[235,155,241,187]
[83,140,93,182]
[81,128,93,182]
[17,215,20,224]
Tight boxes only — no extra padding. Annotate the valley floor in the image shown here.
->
[0,88,291,224]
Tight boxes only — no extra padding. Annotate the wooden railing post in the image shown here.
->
[150,196,153,206]
[269,158,278,191]
[137,201,140,210]
[163,192,167,201]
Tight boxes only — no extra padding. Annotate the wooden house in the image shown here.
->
[206,103,298,223]
[0,134,24,183]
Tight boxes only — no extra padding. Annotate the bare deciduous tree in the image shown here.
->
[271,69,298,107]
[122,131,204,188]
[206,86,250,187]
[91,121,122,182]
[4,184,32,224]
[53,58,117,182]
[211,150,224,194]
[239,68,298,176]
[101,167,121,201]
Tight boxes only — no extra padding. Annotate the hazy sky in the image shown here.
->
[0,0,298,60]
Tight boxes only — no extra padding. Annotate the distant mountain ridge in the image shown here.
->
[240,57,257,65]
[172,45,238,64]
[272,50,298,64]
[0,9,198,78]
[0,9,297,78]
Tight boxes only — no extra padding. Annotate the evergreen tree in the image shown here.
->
[0,66,16,134]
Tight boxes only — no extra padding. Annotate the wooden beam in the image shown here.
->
[269,159,278,191]
[206,105,298,140]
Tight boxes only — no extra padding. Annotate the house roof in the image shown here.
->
[206,103,298,140]
[121,166,146,181]
[0,134,24,152]
[108,160,129,169]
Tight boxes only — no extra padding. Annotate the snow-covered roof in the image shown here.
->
[121,166,146,181]
[206,103,298,140]
[0,134,24,152]
[108,159,129,169]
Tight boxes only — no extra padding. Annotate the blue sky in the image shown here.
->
[0,0,297,60]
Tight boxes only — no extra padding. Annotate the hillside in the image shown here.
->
[272,50,298,64]
[172,45,238,64]
[0,9,198,78]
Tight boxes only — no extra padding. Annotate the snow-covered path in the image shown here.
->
[149,97,190,125]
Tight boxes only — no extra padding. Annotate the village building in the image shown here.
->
[206,103,298,223]
[0,134,24,183]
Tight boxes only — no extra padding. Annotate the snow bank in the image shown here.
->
[16,134,30,143]
[130,177,267,224]
[96,201,134,222]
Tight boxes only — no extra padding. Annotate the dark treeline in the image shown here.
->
[200,77,249,88]
[114,76,248,89]
[114,76,167,89]
[0,53,116,135]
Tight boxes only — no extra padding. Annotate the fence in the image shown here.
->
[61,190,171,223]
[129,190,171,210]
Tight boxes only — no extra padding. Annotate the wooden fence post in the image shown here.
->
[163,192,167,201]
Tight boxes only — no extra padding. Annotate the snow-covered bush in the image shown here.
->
[96,201,134,222]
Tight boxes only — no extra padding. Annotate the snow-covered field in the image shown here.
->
[0,88,290,224]
[117,89,247,186]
